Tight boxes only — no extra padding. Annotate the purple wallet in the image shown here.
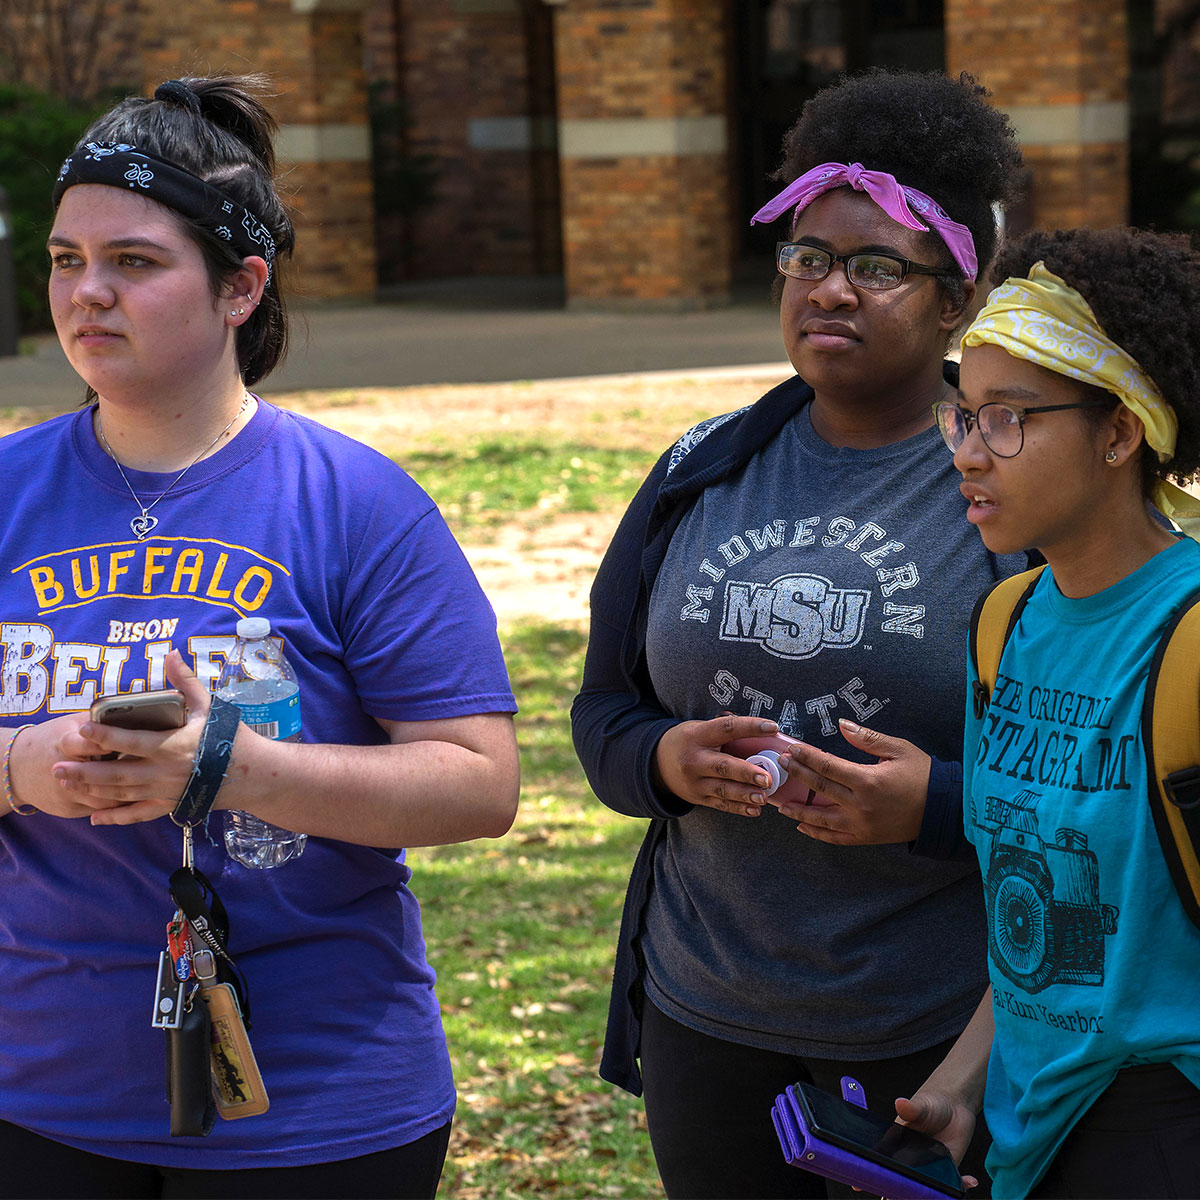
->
[772,1076,966,1199]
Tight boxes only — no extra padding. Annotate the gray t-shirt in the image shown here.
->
[642,406,1021,1058]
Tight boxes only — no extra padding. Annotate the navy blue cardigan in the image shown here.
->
[570,370,977,1097]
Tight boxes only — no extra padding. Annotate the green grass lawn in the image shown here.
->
[403,437,652,536]
[413,623,660,1198]
[404,446,666,1196]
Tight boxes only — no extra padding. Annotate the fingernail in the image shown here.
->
[754,773,769,787]
[758,720,775,731]
[840,719,860,734]
[53,767,66,780]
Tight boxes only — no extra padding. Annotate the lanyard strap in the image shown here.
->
[172,696,240,827]
[169,865,252,1027]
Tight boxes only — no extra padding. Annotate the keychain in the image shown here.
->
[192,944,270,1118]
[167,820,270,1120]
[160,818,269,1129]
[152,826,196,1031]
[162,824,216,1136]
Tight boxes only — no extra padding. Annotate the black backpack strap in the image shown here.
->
[969,567,1045,720]
[1141,584,1200,932]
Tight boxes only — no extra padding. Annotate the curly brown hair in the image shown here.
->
[775,69,1024,297]
[989,227,1200,488]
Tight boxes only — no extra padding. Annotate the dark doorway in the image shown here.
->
[1128,0,1200,234]
[729,0,945,279]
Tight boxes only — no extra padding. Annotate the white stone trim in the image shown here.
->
[1006,101,1129,147]
[468,116,557,151]
[277,123,371,164]
[290,0,370,12]
[558,115,727,159]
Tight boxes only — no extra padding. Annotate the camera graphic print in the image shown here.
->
[974,788,1119,993]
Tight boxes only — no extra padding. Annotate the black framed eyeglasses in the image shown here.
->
[933,399,1115,459]
[775,241,947,291]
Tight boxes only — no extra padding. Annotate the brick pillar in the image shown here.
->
[946,0,1129,231]
[368,0,560,283]
[551,0,732,311]
[141,0,376,301]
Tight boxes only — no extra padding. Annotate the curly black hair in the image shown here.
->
[776,70,1024,293]
[989,227,1200,488]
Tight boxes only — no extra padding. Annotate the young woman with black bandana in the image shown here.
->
[0,77,518,1198]
[572,70,1025,1198]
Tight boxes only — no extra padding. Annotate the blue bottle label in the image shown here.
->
[235,693,301,740]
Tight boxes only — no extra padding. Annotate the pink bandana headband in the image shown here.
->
[750,162,978,281]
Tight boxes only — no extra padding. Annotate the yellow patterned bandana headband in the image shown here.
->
[962,262,1200,539]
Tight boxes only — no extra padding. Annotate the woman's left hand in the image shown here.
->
[894,1091,978,1187]
[775,719,931,845]
[51,650,214,825]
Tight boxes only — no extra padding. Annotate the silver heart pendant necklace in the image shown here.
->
[95,394,250,541]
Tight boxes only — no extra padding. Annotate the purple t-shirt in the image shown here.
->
[0,402,515,1167]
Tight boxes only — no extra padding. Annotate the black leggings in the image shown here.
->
[1029,1063,1200,1200]
[639,998,991,1200]
[0,1119,451,1200]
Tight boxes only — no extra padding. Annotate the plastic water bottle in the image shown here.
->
[217,617,307,868]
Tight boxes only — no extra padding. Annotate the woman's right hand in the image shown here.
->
[653,715,781,816]
[5,714,98,819]
[893,1090,978,1190]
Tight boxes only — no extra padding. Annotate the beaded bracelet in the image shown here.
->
[4,725,38,816]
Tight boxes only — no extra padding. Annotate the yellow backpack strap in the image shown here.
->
[968,567,1046,721]
[1142,586,1200,931]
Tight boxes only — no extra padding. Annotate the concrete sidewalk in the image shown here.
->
[0,276,792,411]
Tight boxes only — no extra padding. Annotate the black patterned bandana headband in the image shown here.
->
[52,141,277,284]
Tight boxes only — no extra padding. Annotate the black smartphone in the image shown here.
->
[790,1082,967,1197]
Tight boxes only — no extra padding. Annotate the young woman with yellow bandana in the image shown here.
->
[894,226,1200,1199]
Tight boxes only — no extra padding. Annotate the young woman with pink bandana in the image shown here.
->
[897,227,1200,1199]
[573,70,1025,1198]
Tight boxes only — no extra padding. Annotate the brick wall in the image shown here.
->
[560,153,731,303]
[0,0,379,302]
[140,0,376,300]
[946,0,1130,229]
[9,0,1150,306]
[364,0,561,283]
[554,0,732,309]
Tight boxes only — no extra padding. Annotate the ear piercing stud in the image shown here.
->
[1105,450,1118,463]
